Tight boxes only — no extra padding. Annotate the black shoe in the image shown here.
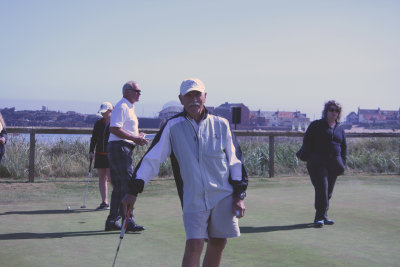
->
[314,220,324,228]
[105,219,121,231]
[324,219,335,225]
[96,202,110,210]
[126,221,145,232]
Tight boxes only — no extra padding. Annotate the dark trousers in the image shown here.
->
[107,141,135,223]
[0,145,4,165]
[307,159,338,221]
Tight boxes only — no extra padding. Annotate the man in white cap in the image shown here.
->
[123,78,248,266]
[89,101,113,210]
[105,81,148,232]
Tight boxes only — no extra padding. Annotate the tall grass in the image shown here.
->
[0,134,398,180]
[239,136,307,177]
[239,136,400,176]
[346,138,400,174]
[0,135,91,179]
[0,135,30,178]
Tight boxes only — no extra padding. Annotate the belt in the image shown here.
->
[96,152,108,155]
[120,141,135,150]
[110,140,135,150]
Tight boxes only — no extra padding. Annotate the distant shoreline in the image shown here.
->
[345,126,398,133]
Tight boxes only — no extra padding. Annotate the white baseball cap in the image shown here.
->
[97,102,113,114]
[180,78,205,96]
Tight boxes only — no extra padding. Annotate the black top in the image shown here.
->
[89,118,110,153]
[0,128,7,153]
[302,119,347,163]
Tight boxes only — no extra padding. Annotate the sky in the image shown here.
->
[1,0,399,120]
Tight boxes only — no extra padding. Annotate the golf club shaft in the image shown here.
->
[112,216,130,267]
[112,239,122,267]
[81,158,93,208]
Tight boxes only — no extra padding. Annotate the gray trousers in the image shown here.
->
[107,141,135,222]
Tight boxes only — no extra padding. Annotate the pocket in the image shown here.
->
[296,145,308,161]
[334,156,345,176]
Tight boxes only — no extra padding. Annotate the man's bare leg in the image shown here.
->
[202,238,227,267]
[182,239,205,267]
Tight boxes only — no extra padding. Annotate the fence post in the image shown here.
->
[269,135,275,178]
[29,129,35,183]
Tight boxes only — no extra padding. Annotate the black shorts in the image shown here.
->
[94,153,109,169]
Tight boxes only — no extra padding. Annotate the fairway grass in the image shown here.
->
[1,175,399,267]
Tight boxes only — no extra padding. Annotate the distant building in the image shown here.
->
[250,110,268,127]
[276,111,310,130]
[0,101,313,130]
[345,107,400,129]
[249,110,310,130]
[213,102,250,129]
[357,107,399,124]
[346,112,358,124]
[159,105,183,120]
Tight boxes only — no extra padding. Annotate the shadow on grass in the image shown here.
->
[240,223,314,233]
[0,231,141,240]
[0,209,99,215]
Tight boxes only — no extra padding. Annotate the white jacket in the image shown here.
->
[131,110,248,212]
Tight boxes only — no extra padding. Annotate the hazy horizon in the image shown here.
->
[1,97,398,122]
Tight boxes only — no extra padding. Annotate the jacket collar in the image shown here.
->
[321,118,340,127]
[122,97,134,108]
[182,107,209,121]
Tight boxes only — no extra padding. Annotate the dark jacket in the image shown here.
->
[0,127,7,162]
[299,119,347,175]
[89,118,110,154]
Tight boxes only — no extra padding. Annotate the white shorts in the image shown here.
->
[183,195,240,240]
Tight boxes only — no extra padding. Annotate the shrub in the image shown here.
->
[0,134,398,180]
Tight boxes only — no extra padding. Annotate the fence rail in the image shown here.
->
[7,126,400,182]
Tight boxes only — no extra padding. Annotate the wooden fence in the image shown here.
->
[6,126,400,182]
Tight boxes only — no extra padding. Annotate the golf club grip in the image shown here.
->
[235,210,240,217]
[120,216,129,239]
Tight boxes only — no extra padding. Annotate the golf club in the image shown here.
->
[112,215,130,267]
[81,158,93,208]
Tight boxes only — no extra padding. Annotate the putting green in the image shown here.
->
[0,175,399,266]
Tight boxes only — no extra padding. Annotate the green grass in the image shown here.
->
[1,175,400,267]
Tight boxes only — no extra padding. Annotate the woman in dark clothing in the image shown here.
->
[298,100,347,228]
[0,112,7,165]
[90,102,113,210]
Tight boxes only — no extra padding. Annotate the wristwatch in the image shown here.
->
[236,192,246,200]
